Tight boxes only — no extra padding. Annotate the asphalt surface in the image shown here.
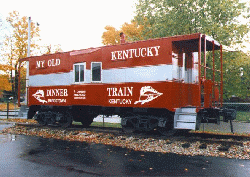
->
[0,122,250,176]
[200,121,250,134]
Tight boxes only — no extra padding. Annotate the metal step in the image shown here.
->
[174,107,197,130]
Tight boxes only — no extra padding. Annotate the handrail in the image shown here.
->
[198,35,223,109]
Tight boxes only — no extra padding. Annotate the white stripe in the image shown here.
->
[29,72,74,86]
[103,65,173,83]
[29,64,181,86]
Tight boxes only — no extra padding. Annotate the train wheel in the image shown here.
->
[36,112,47,126]
[158,120,175,136]
[122,126,135,134]
[60,111,73,128]
[81,119,93,128]
[122,119,136,133]
[81,115,95,128]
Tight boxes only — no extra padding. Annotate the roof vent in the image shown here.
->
[120,32,126,44]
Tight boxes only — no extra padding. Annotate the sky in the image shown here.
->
[1,0,250,53]
[0,0,136,52]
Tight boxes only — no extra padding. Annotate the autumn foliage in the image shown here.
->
[0,11,40,98]
[0,64,12,94]
[102,21,145,45]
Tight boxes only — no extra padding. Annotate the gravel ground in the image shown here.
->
[1,124,249,160]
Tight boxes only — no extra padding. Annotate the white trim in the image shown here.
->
[29,64,199,87]
[73,62,86,84]
[102,64,173,83]
[29,72,74,86]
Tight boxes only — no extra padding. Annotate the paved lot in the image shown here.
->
[200,121,250,134]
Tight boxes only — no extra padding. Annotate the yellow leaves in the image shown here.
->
[4,10,40,62]
[1,11,40,94]
[102,26,120,45]
[0,64,14,72]
[102,21,145,45]
[121,21,145,41]
[0,74,11,93]
[0,64,12,94]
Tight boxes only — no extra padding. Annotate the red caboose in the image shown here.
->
[18,33,236,133]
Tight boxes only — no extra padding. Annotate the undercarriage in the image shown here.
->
[27,105,236,135]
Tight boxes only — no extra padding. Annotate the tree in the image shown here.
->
[0,16,12,95]
[102,21,145,45]
[43,44,63,54]
[102,26,120,45]
[121,21,145,41]
[223,51,250,100]
[135,0,250,46]
[134,0,250,100]
[0,69,12,96]
[1,11,40,100]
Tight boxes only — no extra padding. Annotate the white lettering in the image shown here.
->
[35,59,61,69]
[111,52,117,60]
[107,88,112,96]
[107,87,133,97]
[111,46,161,60]
[112,88,118,96]
[48,59,61,67]
[147,47,153,56]
[118,87,124,96]
[129,49,134,58]
[109,99,132,105]
[134,48,140,57]
[36,60,45,68]
[123,50,129,59]
[48,99,66,103]
[56,58,60,65]
[64,89,68,96]
[46,89,68,97]
[154,46,160,56]
[127,87,133,96]
[141,48,147,57]
[117,51,123,60]
[73,90,86,99]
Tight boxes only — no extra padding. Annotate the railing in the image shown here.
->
[0,110,19,119]
[223,102,250,111]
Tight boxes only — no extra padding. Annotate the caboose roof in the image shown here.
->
[20,33,220,62]
[171,33,221,52]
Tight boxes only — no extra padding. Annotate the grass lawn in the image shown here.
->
[91,122,121,128]
[236,111,250,122]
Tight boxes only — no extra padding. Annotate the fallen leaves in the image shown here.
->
[0,118,37,124]
[0,124,249,160]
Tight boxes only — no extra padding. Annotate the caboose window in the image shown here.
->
[91,62,102,82]
[74,63,85,83]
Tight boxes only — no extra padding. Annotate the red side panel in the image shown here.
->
[29,53,71,75]
[28,38,173,77]
[28,82,200,112]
